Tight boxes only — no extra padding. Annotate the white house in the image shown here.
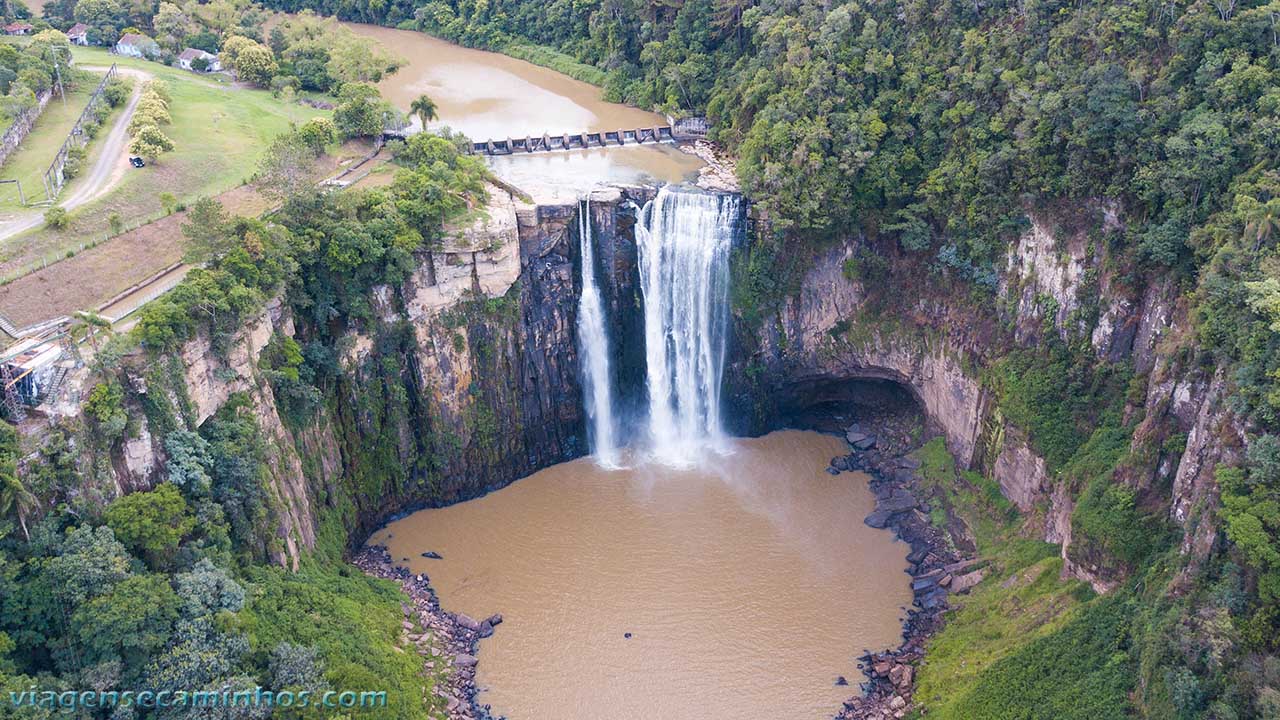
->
[177,47,220,72]
[66,23,89,45]
[115,33,159,58]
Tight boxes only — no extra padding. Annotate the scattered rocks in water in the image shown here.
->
[818,407,975,720]
[354,545,503,720]
[836,676,849,686]
[422,551,444,559]
[624,632,632,639]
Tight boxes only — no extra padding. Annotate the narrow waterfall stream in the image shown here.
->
[576,197,620,466]
[636,187,741,464]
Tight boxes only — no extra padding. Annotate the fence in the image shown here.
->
[41,64,119,203]
[0,206,170,287]
[0,90,54,171]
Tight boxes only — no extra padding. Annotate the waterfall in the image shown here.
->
[576,197,621,467]
[636,186,740,465]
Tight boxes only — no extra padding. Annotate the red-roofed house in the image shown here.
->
[67,23,90,45]
[4,21,34,36]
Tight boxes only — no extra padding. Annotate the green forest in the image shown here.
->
[3,0,1280,717]
[255,0,1280,716]
[0,127,491,719]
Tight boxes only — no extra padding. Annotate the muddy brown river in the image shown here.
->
[343,23,705,195]
[371,430,912,720]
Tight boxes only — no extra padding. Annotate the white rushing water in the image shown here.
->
[576,197,621,467]
[637,186,740,465]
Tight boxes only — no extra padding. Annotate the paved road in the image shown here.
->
[0,68,148,242]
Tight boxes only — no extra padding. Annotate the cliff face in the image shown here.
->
[725,205,1233,591]
[82,187,662,566]
[69,189,1235,587]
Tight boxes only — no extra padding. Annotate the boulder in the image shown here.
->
[478,621,495,638]
[889,664,913,688]
[950,569,986,594]
[877,491,918,513]
[919,588,948,610]
[910,576,938,593]
[864,510,894,529]
[456,614,482,632]
[454,653,478,668]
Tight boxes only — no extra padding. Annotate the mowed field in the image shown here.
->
[0,72,105,212]
[0,45,328,279]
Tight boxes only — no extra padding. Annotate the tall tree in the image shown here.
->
[0,422,32,540]
[410,93,438,129]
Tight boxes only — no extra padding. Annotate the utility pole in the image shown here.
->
[53,56,66,105]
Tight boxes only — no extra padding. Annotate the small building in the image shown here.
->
[66,23,90,45]
[115,32,159,58]
[3,21,34,36]
[667,115,710,140]
[177,47,220,72]
[0,334,66,411]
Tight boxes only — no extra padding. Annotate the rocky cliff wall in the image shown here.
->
[73,186,664,566]
[56,188,1236,585]
[727,204,1231,591]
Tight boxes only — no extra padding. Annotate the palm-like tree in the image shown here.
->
[0,472,36,541]
[1241,195,1280,249]
[410,94,439,131]
[70,311,112,355]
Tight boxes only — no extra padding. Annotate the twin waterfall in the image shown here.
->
[576,186,741,467]
[576,197,620,468]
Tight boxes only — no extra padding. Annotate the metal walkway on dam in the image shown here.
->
[384,124,679,155]
[466,127,676,155]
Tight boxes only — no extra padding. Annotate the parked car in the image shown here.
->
[129,156,145,168]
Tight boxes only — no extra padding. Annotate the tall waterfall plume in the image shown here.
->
[576,197,621,467]
[636,186,741,465]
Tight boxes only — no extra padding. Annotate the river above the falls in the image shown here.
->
[341,23,705,197]
[369,430,912,720]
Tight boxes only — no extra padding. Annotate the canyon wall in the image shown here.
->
[55,189,1236,587]
[724,206,1233,591]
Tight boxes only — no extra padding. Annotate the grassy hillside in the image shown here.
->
[0,47,327,277]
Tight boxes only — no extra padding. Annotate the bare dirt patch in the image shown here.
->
[0,185,270,327]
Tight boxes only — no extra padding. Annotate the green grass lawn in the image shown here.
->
[0,72,104,210]
[0,47,329,276]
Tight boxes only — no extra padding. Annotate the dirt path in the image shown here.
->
[0,68,149,242]
[0,142,374,335]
